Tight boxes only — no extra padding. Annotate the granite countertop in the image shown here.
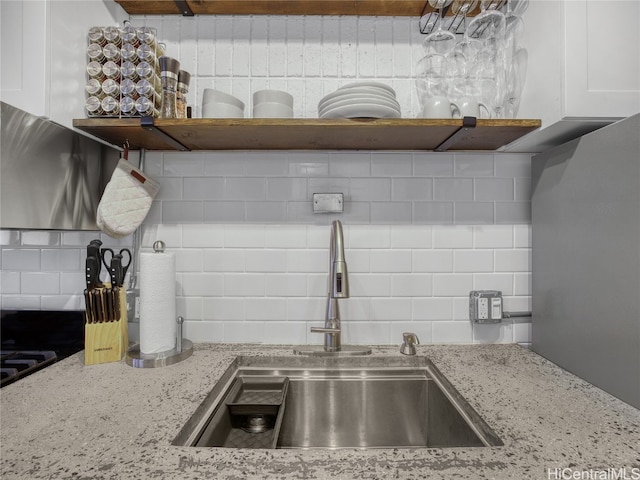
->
[1,344,639,480]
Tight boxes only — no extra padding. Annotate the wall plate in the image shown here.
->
[313,193,343,213]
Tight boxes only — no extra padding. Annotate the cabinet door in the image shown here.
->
[0,0,49,117]
[564,0,640,117]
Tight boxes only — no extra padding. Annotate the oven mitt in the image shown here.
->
[96,158,160,238]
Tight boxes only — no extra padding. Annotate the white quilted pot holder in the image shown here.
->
[97,159,160,238]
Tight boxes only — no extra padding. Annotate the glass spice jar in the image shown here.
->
[176,70,191,119]
[158,56,180,119]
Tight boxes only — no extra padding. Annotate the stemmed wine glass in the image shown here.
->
[465,0,506,41]
[422,0,457,55]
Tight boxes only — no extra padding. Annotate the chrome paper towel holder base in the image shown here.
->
[126,316,194,368]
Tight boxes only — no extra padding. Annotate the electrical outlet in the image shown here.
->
[469,290,503,323]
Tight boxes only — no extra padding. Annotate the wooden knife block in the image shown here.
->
[84,287,128,365]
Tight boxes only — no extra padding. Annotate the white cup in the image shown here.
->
[421,96,459,118]
[453,96,493,118]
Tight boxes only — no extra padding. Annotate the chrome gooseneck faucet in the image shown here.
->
[311,220,349,352]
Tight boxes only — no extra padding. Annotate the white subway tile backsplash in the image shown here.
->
[175,250,204,272]
[286,250,327,273]
[1,271,21,294]
[41,295,83,310]
[369,298,412,321]
[412,250,453,273]
[513,273,532,296]
[287,297,325,321]
[473,273,514,296]
[454,154,494,177]
[184,321,224,342]
[475,178,515,201]
[370,250,412,273]
[390,274,432,297]
[203,298,245,321]
[514,224,532,248]
[225,321,265,343]
[41,249,81,272]
[473,322,514,344]
[1,16,536,346]
[262,322,308,345]
[413,202,454,224]
[433,226,473,249]
[181,273,224,297]
[432,274,473,296]
[20,272,60,295]
[21,231,60,246]
[473,225,514,249]
[163,201,204,223]
[245,298,287,321]
[1,295,41,309]
[2,249,40,271]
[513,320,533,343]
[350,274,391,297]
[454,250,494,273]
[390,226,432,249]
[433,178,473,201]
[413,154,454,177]
[432,321,473,343]
[224,273,265,296]
[454,202,494,224]
[412,298,453,321]
[265,274,308,297]
[495,250,531,272]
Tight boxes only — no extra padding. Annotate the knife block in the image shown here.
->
[84,287,128,365]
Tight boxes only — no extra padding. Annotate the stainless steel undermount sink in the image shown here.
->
[173,356,503,450]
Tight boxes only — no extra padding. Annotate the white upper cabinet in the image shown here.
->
[518,0,640,128]
[0,0,126,128]
[563,0,640,118]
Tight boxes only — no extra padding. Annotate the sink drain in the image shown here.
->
[240,415,273,434]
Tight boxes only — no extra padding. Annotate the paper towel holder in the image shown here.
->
[126,316,194,368]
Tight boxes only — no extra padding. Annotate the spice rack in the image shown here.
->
[84,23,163,118]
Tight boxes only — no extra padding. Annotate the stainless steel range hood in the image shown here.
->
[1,102,120,230]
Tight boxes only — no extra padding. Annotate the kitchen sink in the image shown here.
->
[173,356,502,449]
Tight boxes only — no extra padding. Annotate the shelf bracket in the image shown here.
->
[174,0,194,16]
[434,116,477,152]
[140,116,190,151]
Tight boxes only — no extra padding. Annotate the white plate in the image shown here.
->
[319,91,400,109]
[319,102,402,119]
[319,95,401,117]
[338,81,396,96]
[319,87,396,106]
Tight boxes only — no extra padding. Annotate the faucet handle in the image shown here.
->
[400,332,420,355]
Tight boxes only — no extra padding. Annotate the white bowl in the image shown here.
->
[253,102,294,118]
[202,102,244,118]
[202,88,245,110]
[253,89,294,108]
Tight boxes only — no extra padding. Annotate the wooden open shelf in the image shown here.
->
[73,117,541,152]
[115,0,430,16]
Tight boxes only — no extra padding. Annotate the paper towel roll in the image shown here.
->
[139,249,176,354]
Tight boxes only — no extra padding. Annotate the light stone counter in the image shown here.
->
[1,344,639,479]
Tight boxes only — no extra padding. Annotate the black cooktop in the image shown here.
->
[1,310,85,387]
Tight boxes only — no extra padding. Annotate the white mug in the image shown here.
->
[453,96,493,118]
[421,96,460,118]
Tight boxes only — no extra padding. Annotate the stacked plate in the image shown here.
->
[318,82,401,119]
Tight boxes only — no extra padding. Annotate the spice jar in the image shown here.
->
[176,70,190,119]
[158,56,180,119]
